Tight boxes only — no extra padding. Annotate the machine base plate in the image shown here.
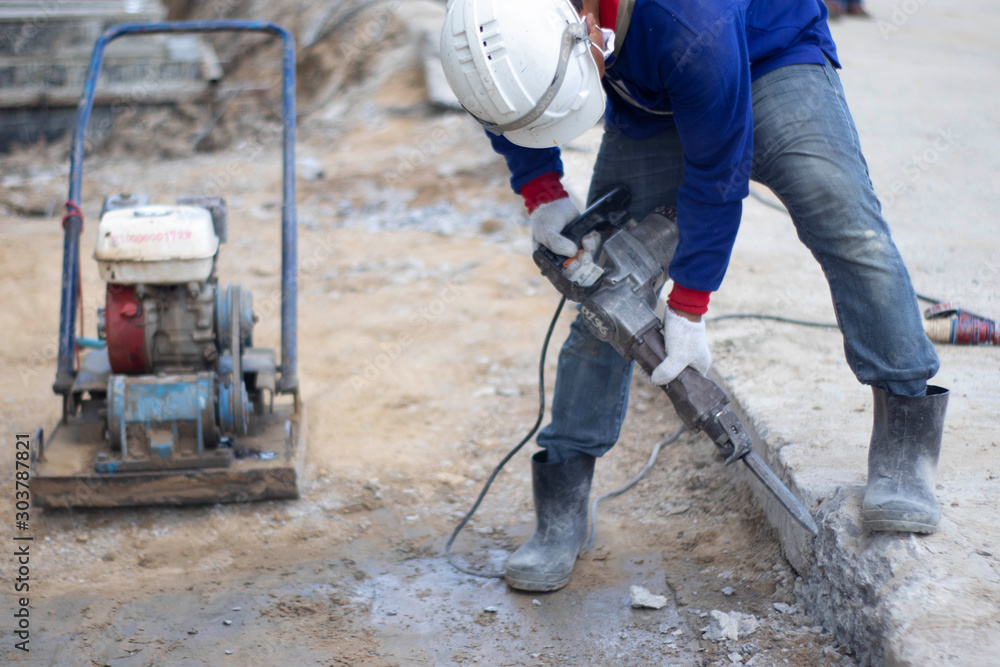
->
[31,403,306,509]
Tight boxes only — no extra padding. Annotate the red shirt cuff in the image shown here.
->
[599,0,617,29]
[667,284,711,315]
[521,172,568,214]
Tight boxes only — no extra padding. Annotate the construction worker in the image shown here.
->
[441,0,947,592]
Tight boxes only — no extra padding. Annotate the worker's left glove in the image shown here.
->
[562,231,603,287]
[650,308,712,385]
[529,197,580,257]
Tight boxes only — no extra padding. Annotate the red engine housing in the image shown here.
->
[105,284,147,374]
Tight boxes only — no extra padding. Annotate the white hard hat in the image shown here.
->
[440,0,605,149]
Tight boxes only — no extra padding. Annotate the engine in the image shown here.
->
[89,194,270,471]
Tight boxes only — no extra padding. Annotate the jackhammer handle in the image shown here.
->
[627,326,748,462]
[533,186,632,303]
[557,186,632,249]
[627,324,727,422]
[626,321,667,376]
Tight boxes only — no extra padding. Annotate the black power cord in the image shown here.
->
[444,295,688,578]
[705,292,943,331]
[444,296,688,578]
[707,313,838,329]
[445,296,566,578]
[585,423,686,551]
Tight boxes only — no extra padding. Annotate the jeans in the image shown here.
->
[537,58,940,462]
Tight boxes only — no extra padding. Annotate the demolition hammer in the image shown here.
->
[533,186,819,536]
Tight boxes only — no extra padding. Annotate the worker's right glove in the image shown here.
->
[651,308,712,385]
[529,197,580,257]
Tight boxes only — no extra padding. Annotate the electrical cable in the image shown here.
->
[748,189,787,213]
[444,295,566,578]
[916,293,943,304]
[705,290,945,330]
[585,423,686,551]
[707,313,838,329]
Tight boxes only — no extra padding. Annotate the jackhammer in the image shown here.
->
[445,186,817,579]
[532,186,818,535]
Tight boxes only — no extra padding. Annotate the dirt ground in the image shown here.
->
[1,15,858,667]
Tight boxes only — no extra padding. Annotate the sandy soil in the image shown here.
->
[0,33,856,667]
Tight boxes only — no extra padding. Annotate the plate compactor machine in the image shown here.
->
[32,21,305,508]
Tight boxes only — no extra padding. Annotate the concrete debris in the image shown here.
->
[702,610,759,642]
[433,471,465,486]
[721,586,735,596]
[435,152,501,179]
[296,155,325,181]
[772,602,797,614]
[659,502,690,516]
[629,585,669,610]
[483,606,498,613]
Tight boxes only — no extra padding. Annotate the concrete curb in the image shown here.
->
[714,360,1000,667]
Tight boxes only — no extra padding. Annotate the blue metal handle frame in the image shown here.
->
[56,20,298,398]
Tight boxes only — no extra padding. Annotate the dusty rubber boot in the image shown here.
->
[505,451,595,592]
[862,385,949,534]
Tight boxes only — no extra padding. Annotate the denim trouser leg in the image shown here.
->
[748,60,938,396]
[537,130,686,462]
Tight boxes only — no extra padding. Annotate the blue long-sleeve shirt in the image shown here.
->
[491,0,839,292]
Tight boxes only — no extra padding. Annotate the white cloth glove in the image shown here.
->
[529,197,580,257]
[650,308,712,385]
[562,231,603,286]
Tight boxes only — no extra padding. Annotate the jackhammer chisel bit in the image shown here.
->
[635,338,819,536]
[533,186,819,536]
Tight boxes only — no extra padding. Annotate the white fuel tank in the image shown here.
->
[94,205,220,284]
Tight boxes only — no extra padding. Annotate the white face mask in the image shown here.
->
[599,27,616,59]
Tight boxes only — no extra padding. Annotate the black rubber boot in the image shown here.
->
[862,385,949,534]
[505,450,595,592]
